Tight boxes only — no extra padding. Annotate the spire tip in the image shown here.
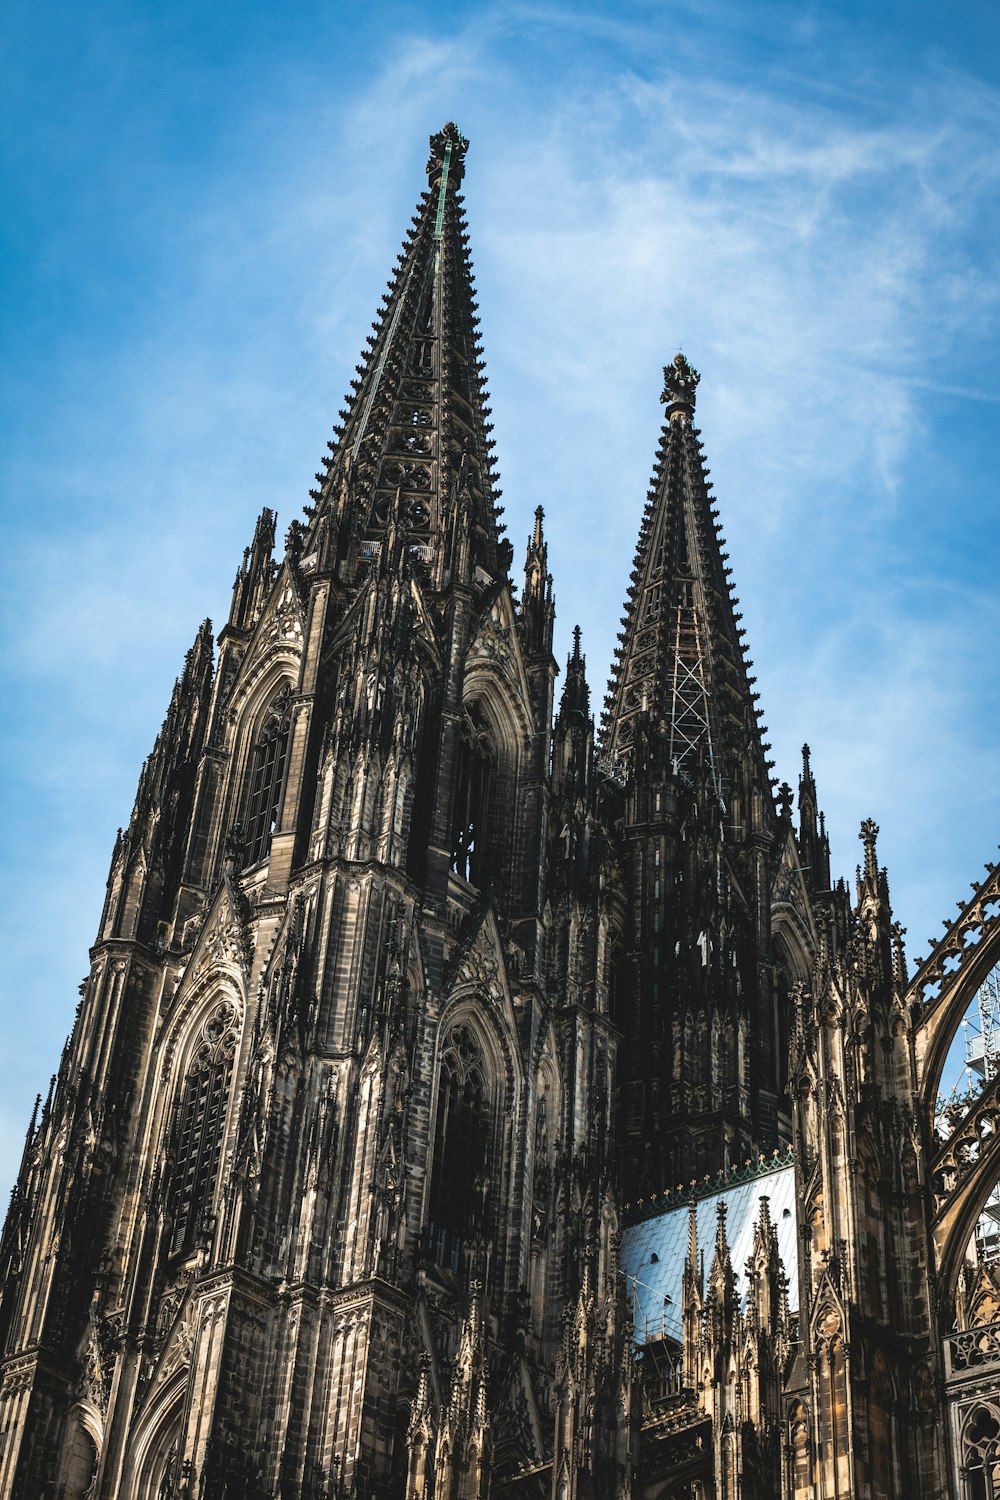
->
[428,122,469,190]
[533,505,545,548]
[661,352,700,421]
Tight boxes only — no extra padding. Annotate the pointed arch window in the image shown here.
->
[963,1403,1000,1500]
[869,1355,895,1499]
[241,691,292,866]
[168,1002,239,1255]
[452,706,494,886]
[428,1025,491,1271]
[136,1412,185,1500]
[774,961,792,1127]
[788,1401,811,1494]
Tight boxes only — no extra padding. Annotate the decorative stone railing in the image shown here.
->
[623,1146,795,1225]
[945,1317,1000,1381]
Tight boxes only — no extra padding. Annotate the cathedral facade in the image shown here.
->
[0,122,997,1499]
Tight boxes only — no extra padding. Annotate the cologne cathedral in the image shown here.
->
[2,122,999,1500]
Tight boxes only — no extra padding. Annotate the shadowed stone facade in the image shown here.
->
[0,123,997,1499]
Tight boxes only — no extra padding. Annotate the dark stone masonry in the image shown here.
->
[0,122,995,1499]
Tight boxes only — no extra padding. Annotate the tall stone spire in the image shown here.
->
[604,358,781,1198]
[307,122,505,586]
[601,355,770,807]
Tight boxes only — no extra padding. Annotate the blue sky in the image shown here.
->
[3,0,1000,1191]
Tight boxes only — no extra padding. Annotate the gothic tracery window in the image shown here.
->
[241,691,292,866]
[168,1002,240,1255]
[428,1025,491,1271]
[451,706,494,885]
[963,1404,1000,1499]
[136,1418,184,1500]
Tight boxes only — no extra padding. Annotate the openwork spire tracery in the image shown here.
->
[306,122,503,585]
[600,354,771,807]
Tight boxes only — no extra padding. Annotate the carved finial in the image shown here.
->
[777,782,793,820]
[523,505,548,601]
[571,624,583,662]
[427,121,469,191]
[661,352,701,421]
[686,1203,699,1265]
[891,921,908,984]
[285,518,304,560]
[410,1353,433,1430]
[859,818,879,883]
[24,1093,41,1150]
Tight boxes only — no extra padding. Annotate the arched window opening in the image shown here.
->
[241,690,292,866]
[452,706,494,886]
[774,958,793,1125]
[936,964,1000,1271]
[138,1432,184,1500]
[428,1025,491,1271]
[168,1003,239,1256]
[721,1019,737,1103]
[869,1356,895,1499]
[963,1404,1000,1500]
[961,1192,1000,1283]
[593,1052,609,1165]
[59,1420,98,1499]
[788,1402,810,1496]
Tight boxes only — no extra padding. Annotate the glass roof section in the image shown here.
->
[620,1161,799,1345]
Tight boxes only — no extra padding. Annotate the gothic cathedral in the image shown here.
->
[1,123,998,1500]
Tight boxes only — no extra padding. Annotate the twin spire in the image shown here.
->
[310,126,769,806]
[308,122,503,585]
[600,351,771,810]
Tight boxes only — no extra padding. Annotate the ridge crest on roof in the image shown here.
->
[623,1145,795,1227]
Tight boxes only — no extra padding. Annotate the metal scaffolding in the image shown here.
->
[668,596,722,806]
[938,961,1000,1260]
